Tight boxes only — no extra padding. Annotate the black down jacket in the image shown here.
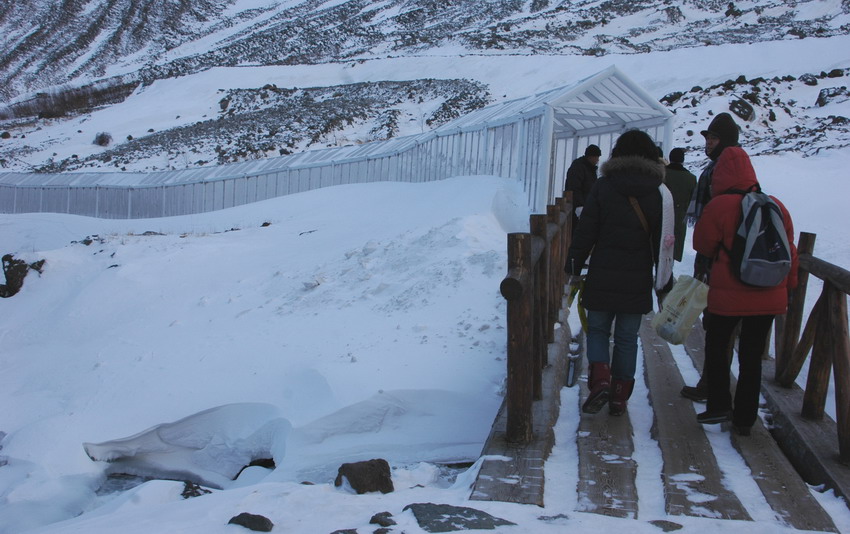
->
[566,155,665,314]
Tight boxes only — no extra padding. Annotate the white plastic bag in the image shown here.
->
[651,274,709,345]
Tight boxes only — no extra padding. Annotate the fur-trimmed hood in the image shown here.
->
[600,155,665,198]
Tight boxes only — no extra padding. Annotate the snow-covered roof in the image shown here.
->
[433,65,673,138]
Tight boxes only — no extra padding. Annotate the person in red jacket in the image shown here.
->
[692,146,798,435]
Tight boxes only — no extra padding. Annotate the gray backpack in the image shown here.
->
[724,187,792,287]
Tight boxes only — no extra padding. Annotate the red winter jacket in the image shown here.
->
[692,147,798,316]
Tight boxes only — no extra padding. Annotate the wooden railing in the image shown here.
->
[499,192,573,444]
[775,231,850,463]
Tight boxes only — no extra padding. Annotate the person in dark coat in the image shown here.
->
[680,112,741,403]
[687,112,740,277]
[565,130,671,416]
[564,144,601,234]
[693,146,797,435]
[665,148,697,262]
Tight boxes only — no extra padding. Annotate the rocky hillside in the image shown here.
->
[28,78,491,172]
[2,0,848,102]
[665,67,850,158]
[1,0,849,173]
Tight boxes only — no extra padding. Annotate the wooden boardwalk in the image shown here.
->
[472,311,842,531]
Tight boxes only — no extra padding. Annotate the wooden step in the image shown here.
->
[639,315,751,520]
[681,321,838,532]
[470,307,573,507]
[576,378,638,518]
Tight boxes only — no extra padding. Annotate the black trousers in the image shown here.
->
[704,313,775,427]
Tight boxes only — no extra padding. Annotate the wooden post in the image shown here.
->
[801,284,838,420]
[555,195,571,296]
[562,192,574,254]
[826,282,850,463]
[503,233,534,444]
[777,291,824,387]
[530,215,548,397]
[546,205,563,341]
[776,232,816,379]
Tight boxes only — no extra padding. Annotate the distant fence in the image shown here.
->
[499,192,573,443]
[0,114,556,217]
[775,232,850,463]
[1,66,674,220]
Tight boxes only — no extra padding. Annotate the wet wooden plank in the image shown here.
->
[760,360,845,531]
[640,315,751,520]
[683,323,839,531]
[576,377,638,518]
[471,306,572,506]
[469,431,547,506]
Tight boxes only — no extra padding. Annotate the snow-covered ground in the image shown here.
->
[2,27,850,534]
[2,158,849,532]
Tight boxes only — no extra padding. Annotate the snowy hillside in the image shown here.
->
[2,0,849,103]
[2,0,850,173]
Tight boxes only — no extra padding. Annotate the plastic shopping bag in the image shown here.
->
[651,274,709,345]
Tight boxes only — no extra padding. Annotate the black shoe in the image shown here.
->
[733,425,752,436]
[681,384,707,403]
[697,410,732,425]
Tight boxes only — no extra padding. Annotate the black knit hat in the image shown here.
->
[610,129,658,161]
[669,147,685,163]
[700,112,739,146]
[584,144,601,157]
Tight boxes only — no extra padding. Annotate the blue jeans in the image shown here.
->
[586,310,643,380]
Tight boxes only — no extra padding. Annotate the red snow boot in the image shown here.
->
[582,362,611,414]
[609,378,635,416]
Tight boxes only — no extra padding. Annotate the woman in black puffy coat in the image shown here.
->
[566,129,671,416]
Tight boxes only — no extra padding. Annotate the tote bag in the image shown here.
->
[651,274,709,345]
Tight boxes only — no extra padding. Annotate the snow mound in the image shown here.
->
[83,403,291,489]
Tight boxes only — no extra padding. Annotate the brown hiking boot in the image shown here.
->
[582,362,611,414]
[609,378,635,416]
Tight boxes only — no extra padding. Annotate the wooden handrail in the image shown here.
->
[801,254,850,294]
[499,221,850,460]
[500,192,573,444]
[775,231,850,463]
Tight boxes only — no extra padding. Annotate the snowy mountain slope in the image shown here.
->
[2,34,850,174]
[1,1,849,175]
[2,0,849,103]
[0,0,232,100]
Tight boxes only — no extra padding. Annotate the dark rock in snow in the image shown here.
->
[227,512,274,532]
[1,254,39,298]
[181,481,212,499]
[370,511,396,527]
[403,502,515,532]
[335,459,394,494]
[816,87,849,107]
[800,73,819,86]
[649,519,684,531]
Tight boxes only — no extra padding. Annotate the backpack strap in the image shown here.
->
[629,196,650,233]
[629,196,655,262]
